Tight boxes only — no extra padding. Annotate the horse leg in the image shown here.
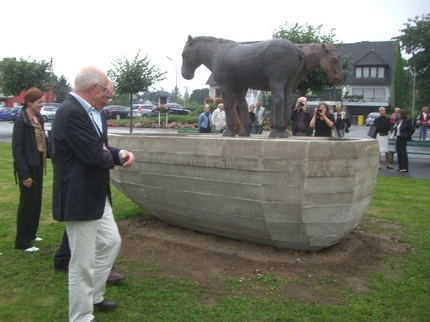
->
[220,87,236,137]
[268,81,287,138]
[235,90,250,136]
[283,83,294,132]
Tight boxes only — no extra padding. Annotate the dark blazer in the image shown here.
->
[12,108,49,182]
[291,109,313,135]
[52,94,121,222]
[397,118,415,140]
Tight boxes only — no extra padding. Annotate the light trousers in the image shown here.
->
[66,198,121,322]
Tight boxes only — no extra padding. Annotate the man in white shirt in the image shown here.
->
[212,103,226,132]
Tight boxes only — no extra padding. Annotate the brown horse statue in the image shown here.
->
[181,36,305,138]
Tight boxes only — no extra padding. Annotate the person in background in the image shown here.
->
[333,104,350,138]
[309,102,334,137]
[291,97,312,136]
[249,104,256,134]
[198,104,212,133]
[393,109,415,172]
[390,107,401,126]
[417,106,428,140]
[373,107,393,169]
[52,66,135,322]
[254,100,267,135]
[12,87,49,252]
[212,102,226,132]
[53,82,126,286]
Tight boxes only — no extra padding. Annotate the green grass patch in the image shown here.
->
[0,142,429,321]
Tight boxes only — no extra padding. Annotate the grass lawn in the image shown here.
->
[0,141,429,321]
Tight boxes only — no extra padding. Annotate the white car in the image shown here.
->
[365,112,380,126]
[40,106,58,121]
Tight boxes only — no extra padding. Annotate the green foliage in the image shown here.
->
[189,88,209,104]
[272,22,344,96]
[0,57,52,96]
[54,75,71,103]
[108,50,166,96]
[394,13,430,105]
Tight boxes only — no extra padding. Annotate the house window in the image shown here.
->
[355,66,385,78]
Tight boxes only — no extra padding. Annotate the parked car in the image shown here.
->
[103,105,129,120]
[10,107,22,122]
[0,108,12,121]
[365,112,380,126]
[165,103,191,115]
[131,104,154,118]
[40,106,58,121]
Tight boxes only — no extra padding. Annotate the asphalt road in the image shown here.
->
[1,121,428,179]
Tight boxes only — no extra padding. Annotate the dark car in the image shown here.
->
[10,107,22,122]
[103,105,129,120]
[166,103,191,115]
[0,107,12,121]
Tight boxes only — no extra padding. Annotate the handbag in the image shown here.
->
[367,124,377,138]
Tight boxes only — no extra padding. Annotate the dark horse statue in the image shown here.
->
[181,36,305,138]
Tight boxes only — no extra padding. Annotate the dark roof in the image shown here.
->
[338,41,397,83]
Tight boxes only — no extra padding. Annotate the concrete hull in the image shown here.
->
[108,134,379,251]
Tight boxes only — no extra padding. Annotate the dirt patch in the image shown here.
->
[117,215,410,305]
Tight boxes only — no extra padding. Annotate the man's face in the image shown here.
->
[297,99,307,110]
[204,106,210,113]
[219,104,224,110]
[91,81,110,111]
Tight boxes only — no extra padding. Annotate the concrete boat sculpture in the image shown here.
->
[108,134,379,251]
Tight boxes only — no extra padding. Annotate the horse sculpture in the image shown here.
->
[181,35,305,138]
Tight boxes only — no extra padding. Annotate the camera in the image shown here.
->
[317,108,323,113]
[299,102,304,107]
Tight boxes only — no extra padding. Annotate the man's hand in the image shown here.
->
[120,150,135,169]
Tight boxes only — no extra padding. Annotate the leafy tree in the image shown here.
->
[189,88,209,104]
[394,13,430,106]
[0,57,51,96]
[272,23,346,96]
[107,50,166,132]
[55,75,71,103]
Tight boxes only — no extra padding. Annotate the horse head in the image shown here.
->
[320,44,343,85]
[181,35,202,80]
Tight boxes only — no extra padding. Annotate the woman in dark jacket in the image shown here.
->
[12,87,49,252]
[393,109,415,172]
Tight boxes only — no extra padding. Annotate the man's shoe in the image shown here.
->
[94,299,118,311]
[107,270,125,285]
[24,246,39,252]
[54,265,69,272]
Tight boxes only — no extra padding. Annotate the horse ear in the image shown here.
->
[188,35,193,42]
[322,44,328,53]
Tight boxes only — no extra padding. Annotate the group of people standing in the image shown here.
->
[373,106,415,172]
[12,66,135,322]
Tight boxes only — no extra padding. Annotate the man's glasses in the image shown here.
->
[95,83,109,95]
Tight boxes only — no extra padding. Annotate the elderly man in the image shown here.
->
[198,104,212,133]
[52,66,135,322]
[290,97,313,136]
[212,103,226,132]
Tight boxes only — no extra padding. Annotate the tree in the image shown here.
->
[107,50,166,132]
[394,13,430,106]
[272,23,346,96]
[189,88,209,104]
[0,57,51,96]
[55,75,71,103]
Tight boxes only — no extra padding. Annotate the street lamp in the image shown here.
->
[166,56,178,95]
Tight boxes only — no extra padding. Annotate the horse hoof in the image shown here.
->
[222,130,235,137]
[238,129,250,137]
[268,130,288,138]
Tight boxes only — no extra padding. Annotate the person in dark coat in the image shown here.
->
[12,87,49,252]
[291,97,313,136]
[393,109,415,172]
[310,102,334,137]
[51,66,135,321]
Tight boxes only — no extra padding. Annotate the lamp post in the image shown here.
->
[411,52,416,124]
[166,56,178,98]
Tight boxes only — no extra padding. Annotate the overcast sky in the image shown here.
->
[2,0,427,96]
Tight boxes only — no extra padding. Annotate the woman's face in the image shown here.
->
[379,108,386,116]
[319,105,327,114]
[27,98,44,115]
